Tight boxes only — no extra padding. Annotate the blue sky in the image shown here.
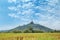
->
[0,0,60,30]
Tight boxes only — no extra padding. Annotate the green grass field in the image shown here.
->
[0,33,60,40]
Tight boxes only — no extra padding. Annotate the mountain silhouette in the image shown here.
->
[9,21,53,32]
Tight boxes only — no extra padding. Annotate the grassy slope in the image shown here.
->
[0,33,60,40]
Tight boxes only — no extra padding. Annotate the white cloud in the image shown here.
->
[34,12,60,30]
[52,21,60,28]
[8,13,19,18]
[22,9,34,15]
[35,6,46,11]
[35,13,55,20]
[8,6,17,11]
[17,0,36,3]
[34,17,60,30]
[22,2,34,9]
[17,11,21,15]
[35,13,45,18]
[35,5,55,13]
[47,0,59,6]
[17,4,21,8]
[21,0,31,2]
[8,0,16,3]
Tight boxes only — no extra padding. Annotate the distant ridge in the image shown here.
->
[9,21,53,32]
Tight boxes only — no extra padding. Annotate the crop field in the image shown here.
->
[0,33,60,40]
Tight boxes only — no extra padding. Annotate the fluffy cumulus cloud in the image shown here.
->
[8,0,16,3]
[8,0,60,30]
[8,13,19,18]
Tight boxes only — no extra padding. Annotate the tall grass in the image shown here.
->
[0,33,60,40]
